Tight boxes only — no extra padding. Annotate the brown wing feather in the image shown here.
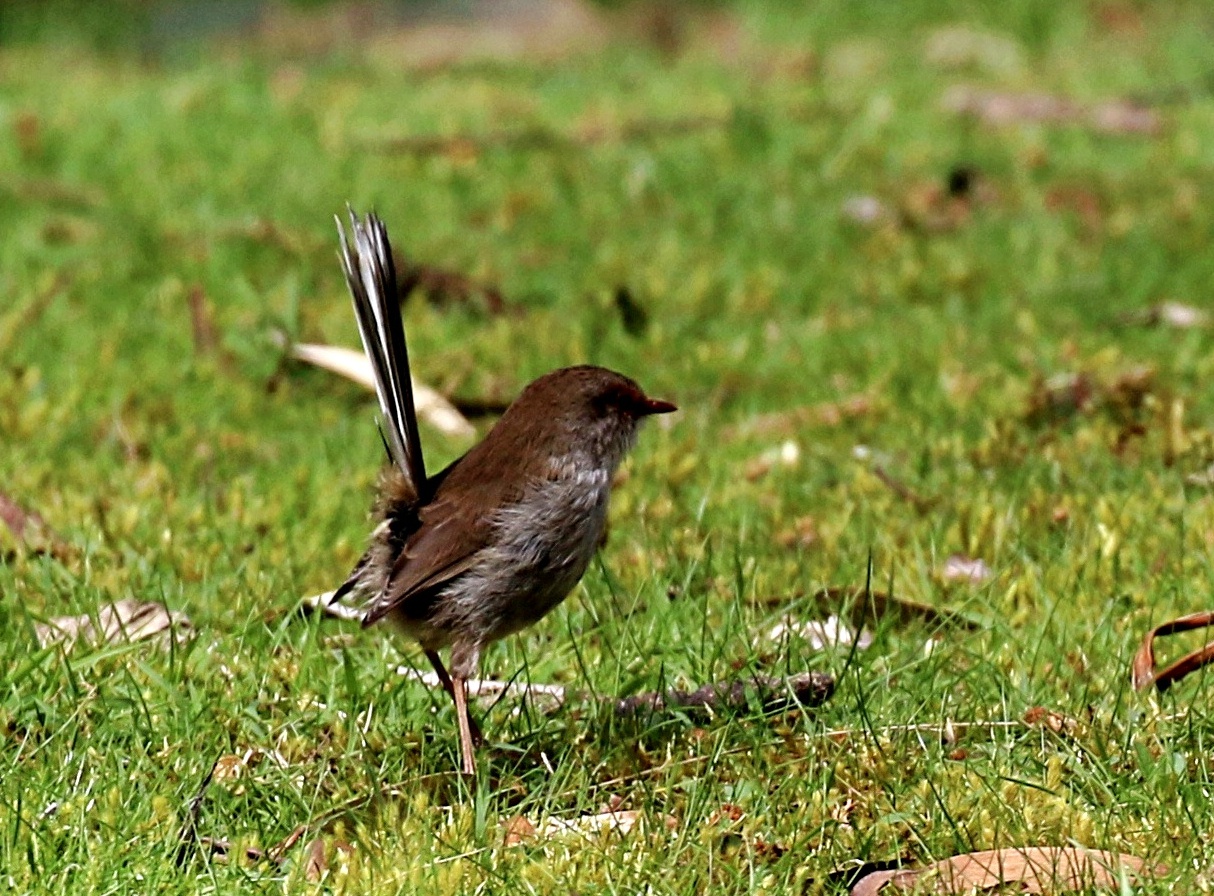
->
[359,444,526,625]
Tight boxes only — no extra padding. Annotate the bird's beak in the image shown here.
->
[638,397,677,416]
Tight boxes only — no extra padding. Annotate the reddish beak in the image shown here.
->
[639,397,678,416]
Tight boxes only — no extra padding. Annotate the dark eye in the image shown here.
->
[591,383,636,417]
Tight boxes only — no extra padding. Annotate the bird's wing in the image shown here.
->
[359,445,536,626]
[359,490,493,626]
[335,209,426,495]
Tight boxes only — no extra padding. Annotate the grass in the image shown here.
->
[3,0,1214,891]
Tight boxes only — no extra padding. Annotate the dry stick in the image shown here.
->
[369,113,726,157]
[175,755,221,868]
[396,667,834,719]
[871,465,938,513]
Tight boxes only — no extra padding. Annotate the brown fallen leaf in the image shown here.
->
[1023,706,1081,737]
[943,85,1161,135]
[503,815,538,847]
[35,598,193,651]
[284,341,475,439]
[851,846,1162,895]
[304,837,327,882]
[1132,610,1214,692]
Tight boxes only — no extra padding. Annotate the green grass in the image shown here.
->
[3,0,1214,891]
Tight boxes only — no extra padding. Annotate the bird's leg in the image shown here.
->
[425,649,483,745]
[452,676,477,776]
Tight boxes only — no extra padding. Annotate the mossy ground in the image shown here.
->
[3,1,1214,892]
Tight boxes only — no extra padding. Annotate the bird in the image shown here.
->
[330,210,676,776]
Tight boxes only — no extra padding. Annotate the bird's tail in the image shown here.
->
[336,210,426,495]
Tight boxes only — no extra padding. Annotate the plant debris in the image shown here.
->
[940,555,993,584]
[851,846,1161,894]
[34,598,193,651]
[396,666,834,718]
[502,806,674,845]
[766,614,874,651]
[1131,610,1214,692]
[942,86,1161,135]
[807,587,983,631]
[284,341,475,439]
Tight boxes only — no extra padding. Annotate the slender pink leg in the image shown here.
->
[452,676,477,776]
[425,649,482,745]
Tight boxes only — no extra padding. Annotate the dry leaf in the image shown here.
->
[288,342,475,438]
[503,815,538,847]
[943,86,1161,135]
[35,598,193,650]
[766,614,874,651]
[851,846,1162,895]
[304,837,327,882]
[1132,610,1214,692]
[1023,706,1080,737]
[941,555,993,584]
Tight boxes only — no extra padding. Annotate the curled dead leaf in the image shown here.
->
[851,846,1163,895]
[35,598,193,651]
[1132,610,1214,692]
[304,837,327,882]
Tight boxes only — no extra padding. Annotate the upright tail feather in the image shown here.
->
[336,210,427,496]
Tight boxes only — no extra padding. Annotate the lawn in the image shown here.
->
[3,0,1214,892]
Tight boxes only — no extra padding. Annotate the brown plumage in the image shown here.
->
[331,212,675,775]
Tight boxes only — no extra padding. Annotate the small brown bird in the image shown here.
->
[330,211,675,775]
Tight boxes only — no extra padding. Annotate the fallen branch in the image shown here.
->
[397,666,834,718]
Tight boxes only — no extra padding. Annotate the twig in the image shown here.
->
[871,465,938,513]
[396,666,834,718]
[175,756,220,868]
[368,113,726,157]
